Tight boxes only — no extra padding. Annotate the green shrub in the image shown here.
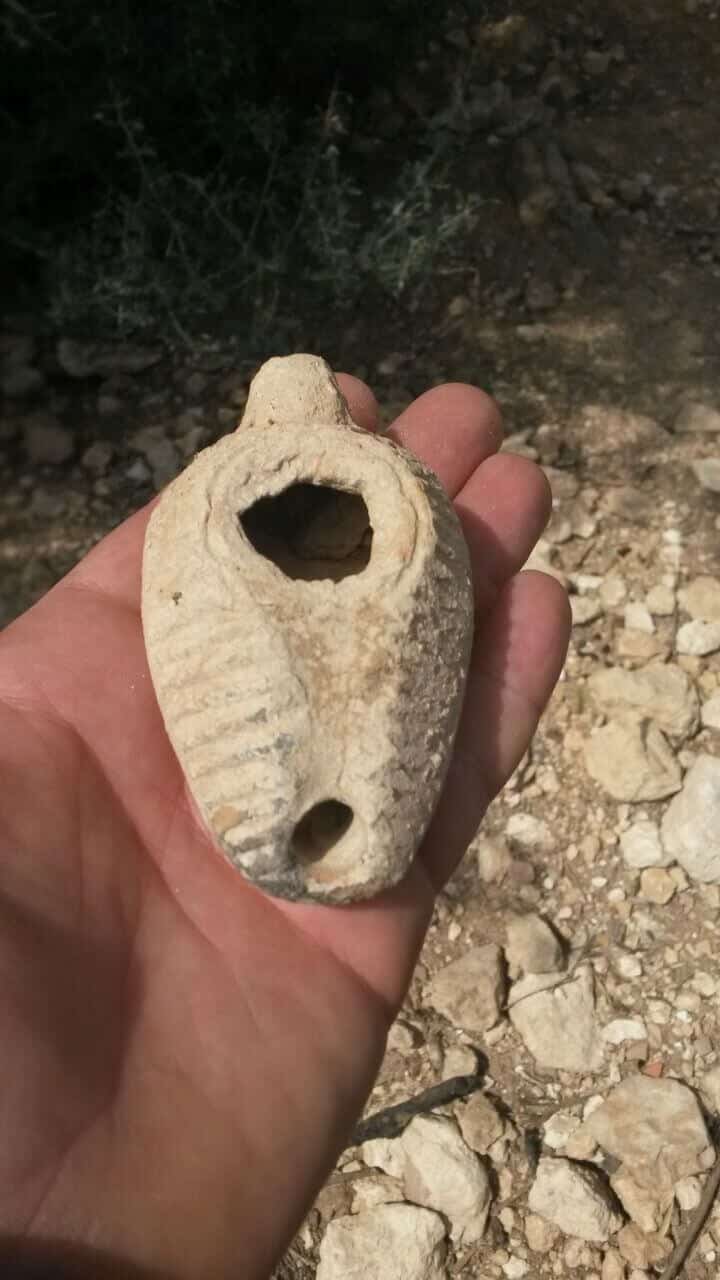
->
[3,0,469,337]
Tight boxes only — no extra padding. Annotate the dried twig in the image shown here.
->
[347,1072,484,1148]
[659,1139,720,1280]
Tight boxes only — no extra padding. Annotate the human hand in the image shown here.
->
[0,375,569,1279]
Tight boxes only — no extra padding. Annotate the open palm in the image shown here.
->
[0,376,569,1279]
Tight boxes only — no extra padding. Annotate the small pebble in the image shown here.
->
[599,576,627,608]
[572,595,604,625]
[646,583,676,616]
[616,953,643,979]
[624,602,655,634]
[640,867,676,904]
[677,619,720,656]
[701,694,720,730]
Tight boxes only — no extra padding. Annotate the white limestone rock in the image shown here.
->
[317,1204,448,1280]
[619,819,672,869]
[400,1114,492,1245]
[508,966,604,1072]
[586,663,699,741]
[692,458,720,492]
[584,718,681,802]
[580,1075,714,1229]
[360,1115,492,1246]
[528,1157,623,1243]
[676,619,720,657]
[678,575,720,622]
[662,753,720,881]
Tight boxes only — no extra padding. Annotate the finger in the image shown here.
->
[456,452,552,612]
[338,373,379,433]
[63,373,378,613]
[66,504,155,612]
[420,570,571,889]
[388,383,502,497]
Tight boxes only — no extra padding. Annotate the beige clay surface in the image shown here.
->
[142,355,474,902]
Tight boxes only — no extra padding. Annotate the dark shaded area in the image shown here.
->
[291,800,355,865]
[1,0,446,312]
[0,1238,174,1279]
[240,483,372,579]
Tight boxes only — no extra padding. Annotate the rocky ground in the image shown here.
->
[4,2,720,1278]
